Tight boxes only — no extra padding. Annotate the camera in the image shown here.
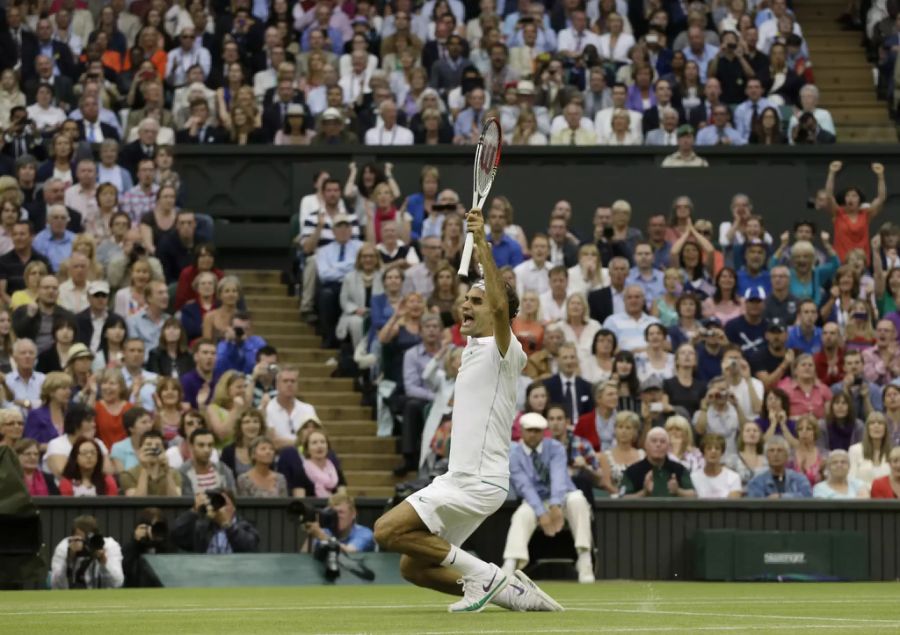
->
[853,375,864,386]
[711,391,727,400]
[80,533,106,556]
[198,490,227,516]
[288,500,339,535]
[233,326,245,340]
[138,520,168,545]
[316,537,341,581]
[432,203,456,213]
[267,363,279,375]
[726,42,737,50]
[602,226,614,240]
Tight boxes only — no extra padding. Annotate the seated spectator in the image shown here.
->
[636,323,675,382]
[249,347,279,408]
[316,215,363,347]
[92,314,127,372]
[885,385,900,447]
[574,381,618,451]
[206,370,251,446]
[523,323,563,381]
[57,253,91,314]
[750,319,792,389]
[119,338,157,412]
[175,99,227,144]
[172,489,260,553]
[661,125,708,167]
[664,344,707,415]
[181,271,218,342]
[667,294,703,350]
[23,371,72,448]
[598,411,644,490]
[236,436,289,497]
[666,414,704,472]
[96,142,133,197]
[265,365,318,449]
[627,243,665,305]
[304,493,376,553]
[7,338,46,414]
[773,236,839,306]
[821,391,864,452]
[543,343,593,423]
[724,288,768,359]
[559,293,601,371]
[539,265,569,324]
[502,412,595,583]
[9,261,49,311]
[602,285,660,352]
[113,257,154,318]
[59,437,119,496]
[214,312,267,376]
[147,318,194,379]
[154,377,186,444]
[50,515,124,589]
[178,427,237,497]
[0,407,24,449]
[787,299,822,355]
[581,329,616,385]
[695,105,744,146]
[725,420,769,487]
[303,429,343,497]
[365,99,414,145]
[91,367,133,448]
[691,434,743,499]
[720,346,764,418]
[175,244,224,310]
[12,276,76,355]
[33,206,76,273]
[156,210,199,285]
[862,320,900,385]
[787,414,827,487]
[110,407,155,473]
[756,387,798,446]
[336,244,383,347]
[651,268,682,329]
[621,428,696,498]
[694,319,727,382]
[849,412,892,488]
[813,449,869,499]
[778,353,833,418]
[511,292,544,356]
[119,430,182,496]
[165,410,218,470]
[701,268,742,325]
[746,436,813,498]
[870,446,900,499]
[221,408,267,477]
[15,438,60,496]
[43,404,109,476]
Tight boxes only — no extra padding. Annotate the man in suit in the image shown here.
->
[641,79,684,136]
[21,18,76,81]
[644,107,680,146]
[26,178,83,234]
[587,256,629,324]
[262,78,305,141]
[175,99,227,144]
[501,412,595,583]
[23,55,76,109]
[5,5,37,72]
[422,13,470,72]
[76,280,115,353]
[76,94,119,143]
[429,34,470,97]
[543,343,594,422]
[547,215,578,268]
[119,119,159,178]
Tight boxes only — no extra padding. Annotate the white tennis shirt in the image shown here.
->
[448,330,527,481]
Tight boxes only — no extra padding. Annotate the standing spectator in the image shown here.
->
[543,343,593,422]
[661,125,708,167]
[265,365,318,449]
[823,161,886,264]
[181,339,220,409]
[485,204,524,268]
[862,320,900,385]
[691,434,743,498]
[316,214,363,348]
[746,436,812,498]
[725,287,768,357]
[621,428,696,498]
[501,413,595,583]
[786,299,822,354]
[50,515,124,589]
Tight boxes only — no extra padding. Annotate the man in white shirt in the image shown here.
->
[254,48,288,102]
[165,25,212,88]
[557,9,601,59]
[53,8,83,56]
[338,49,372,106]
[549,102,597,145]
[8,339,46,417]
[602,286,660,352]
[265,366,318,448]
[514,233,552,297]
[63,159,99,224]
[539,266,569,324]
[58,252,91,313]
[364,99,413,145]
[595,83,642,140]
[757,0,801,54]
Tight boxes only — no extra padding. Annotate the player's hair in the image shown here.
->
[505,282,519,322]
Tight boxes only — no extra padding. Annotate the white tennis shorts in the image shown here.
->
[406,471,509,547]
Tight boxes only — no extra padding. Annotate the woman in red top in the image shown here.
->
[58,437,119,497]
[175,244,224,309]
[870,447,900,499]
[823,161,886,264]
[89,368,133,448]
[365,182,409,244]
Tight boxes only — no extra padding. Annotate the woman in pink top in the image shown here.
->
[823,161,886,264]
[702,267,743,325]
[777,354,833,419]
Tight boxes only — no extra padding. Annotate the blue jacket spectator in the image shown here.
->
[746,437,813,498]
[215,312,267,375]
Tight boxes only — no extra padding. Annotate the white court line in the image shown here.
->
[322,626,886,635]
[562,598,900,607]
[567,607,900,625]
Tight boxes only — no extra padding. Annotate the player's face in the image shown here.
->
[460,287,492,337]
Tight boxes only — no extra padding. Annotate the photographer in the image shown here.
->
[172,489,260,554]
[694,376,747,457]
[122,507,174,587]
[120,430,183,496]
[215,312,268,375]
[50,515,124,589]
[2,107,45,160]
[303,493,375,554]
[250,345,278,407]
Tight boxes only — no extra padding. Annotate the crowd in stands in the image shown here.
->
[0,0,849,151]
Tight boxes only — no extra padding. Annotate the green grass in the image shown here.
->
[2,582,900,634]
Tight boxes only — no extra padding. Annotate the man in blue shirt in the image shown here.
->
[306,493,376,553]
[695,105,746,146]
[32,205,75,272]
[725,287,769,356]
[746,437,812,498]
[485,204,524,268]
[501,413,595,583]
[216,312,268,375]
[626,242,665,306]
[786,299,822,354]
[736,240,770,296]
[733,78,775,141]
[695,318,726,381]
[316,215,362,347]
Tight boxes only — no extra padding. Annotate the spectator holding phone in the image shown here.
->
[119,430,182,496]
[50,515,124,589]
[172,489,260,554]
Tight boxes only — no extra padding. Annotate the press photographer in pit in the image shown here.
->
[122,507,175,587]
[172,489,260,553]
[301,493,375,554]
[50,515,124,589]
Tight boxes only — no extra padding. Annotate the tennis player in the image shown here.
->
[374,209,563,613]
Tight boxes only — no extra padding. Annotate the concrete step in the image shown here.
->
[330,436,395,454]
[341,454,399,470]
[324,421,378,435]
[231,270,283,283]
[347,485,394,499]
[243,294,300,309]
[829,107,891,123]
[304,391,363,406]
[836,125,897,141]
[298,377,354,391]
[241,282,288,295]
[251,308,306,321]
[314,405,373,420]
[272,348,337,363]
[803,39,862,53]
[813,74,875,89]
[293,362,337,378]
[266,334,323,348]
[344,470,403,486]
[822,95,884,107]
[254,320,314,335]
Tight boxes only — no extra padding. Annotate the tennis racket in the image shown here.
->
[458,117,502,277]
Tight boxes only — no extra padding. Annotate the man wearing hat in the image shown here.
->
[501,412,595,584]
[76,280,116,354]
[315,213,362,348]
[311,107,359,145]
[725,287,769,356]
[661,125,709,167]
[639,375,687,430]
[65,343,95,388]
[749,317,794,389]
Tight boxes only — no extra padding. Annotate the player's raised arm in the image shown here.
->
[467,208,511,356]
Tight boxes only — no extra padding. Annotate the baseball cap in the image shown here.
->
[640,376,664,393]
[701,317,723,330]
[88,280,110,296]
[516,80,536,95]
[333,213,352,226]
[743,286,766,301]
[520,412,548,430]
[321,107,343,121]
[676,124,694,138]
[767,318,786,333]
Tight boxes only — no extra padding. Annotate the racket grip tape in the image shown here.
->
[458,232,475,277]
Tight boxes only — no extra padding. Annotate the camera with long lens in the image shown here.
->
[82,533,106,557]
[288,501,341,580]
[138,520,168,546]
[198,490,227,516]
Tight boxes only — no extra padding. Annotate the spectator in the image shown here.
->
[175,244,224,310]
[814,322,845,386]
[574,380,618,451]
[201,275,241,341]
[621,428,695,498]
[661,125,707,167]
[113,257,153,318]
[663,343,707,415]
[303,429,343,497]
[23,371,72,448]
[665,414,704,471]
[110,405,155,473]
[786,299,822,355]
[773,235,839,306]
[221,408,267,477]
[265,365,318,449]
[7,338,46,416]
[502,412,595,583]
[885,385,900,447]
[215,312,267,375]
[180,271,217,342]
[694,375,745,456]
[602,285,659,352]
[146,318,194,379]
[543,343,593,422]
[581,329,616,384]
[823,161,886,264]
[778,353,833,418]
[870,446,900,499]
[12,275,76,354]
[119,159,159,225]
[811,449,868,498]
[746,436,812,498]
[0,221,52,304]
[50,515,124,589]
[57,252,91,313]
[702,267,742,325]
[36,315,79,373]
[173,489,259,553]
[156,210,199,283]
[249,347,279,407]
[538,265,568,324]
[127,280,171,355]
[304,493,376,553]
[181,339,220,409]
[178,427,237,497]
[559,293,601,371]
[15,437,60,496]
[96,142,133,195]
[119,429,182,496]
[691,434,743,498]
[236,436,288,497]
[733,78,774,142]
[139,184,178,257]
[666,294,702,350]
[92,314,128,372]
[695,104,744,146]
[152,377,186,444]
[364,99,414,145]
[59,437,120,496]
[822,391,865,452]
[736,241,770,296]
[316,214,363,347]
[165,411,217,470]
[636,323,674,382]
[550,102,597,145]
[627,243,665,305]
[205,370,251,445]
[862,320,900,385]
[787,414,827,487]
[0,407,24,450]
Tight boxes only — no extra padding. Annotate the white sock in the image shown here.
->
[576,549,592,566]
[502,558,517,572]
[441,545,491,577]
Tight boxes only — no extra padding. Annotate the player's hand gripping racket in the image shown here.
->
[458,118,502,278]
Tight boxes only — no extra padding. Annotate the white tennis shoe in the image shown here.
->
[447,563,509,613]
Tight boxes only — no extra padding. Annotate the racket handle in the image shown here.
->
[458,232,474,277]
